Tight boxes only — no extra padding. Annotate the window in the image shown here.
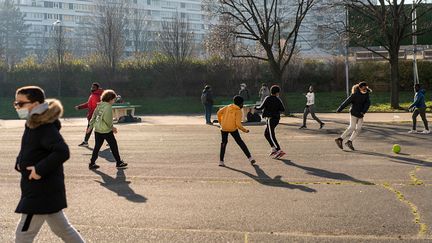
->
[147,0,151,5]
[44,1,53,8]
[181,3,185,8]
[69,3,73,9]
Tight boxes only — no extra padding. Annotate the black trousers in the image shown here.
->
[412,108,429,130]
[265,117,281,150]
[91,131,122,165]
[220,130,251,161]
[84,123,93,142]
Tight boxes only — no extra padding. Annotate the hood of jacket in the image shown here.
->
[227,104,241,111]
[27,99,63,129]
[418,89,426,95]
[96,101,111,110]
[92,88,104,96]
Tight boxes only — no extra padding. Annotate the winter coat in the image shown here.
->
[89,101,113,134]
[77,89,104,120]
[15,99,69,214]
[337,88,371,118]
[217,104,248,132]
[201,89,214,105]
[239,88,250,101]
[409,89,427,109]
[259,87,270,102]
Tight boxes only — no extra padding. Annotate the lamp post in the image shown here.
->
[412,0,419,85]
[52,20,62,97]
[344,4,350,97]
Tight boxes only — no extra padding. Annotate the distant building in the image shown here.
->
[4,0,208,58]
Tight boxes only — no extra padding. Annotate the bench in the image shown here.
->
[112,102,141,121]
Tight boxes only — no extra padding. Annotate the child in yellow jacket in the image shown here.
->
[217,95,256,166]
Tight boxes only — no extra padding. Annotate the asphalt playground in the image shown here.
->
[0,113,431,242]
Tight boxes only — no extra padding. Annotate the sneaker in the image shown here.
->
[88,163,100,170]
[274,150,286,159]
[269,150,278,157]
[206,122,213,125]
[116,162,128,168]
[408,130,418,134]
[421,130,430,134]
[335,138,343,150]
[219,161,225,167]
[345,140,355,151]
[299,125,307,129]
[320,123,325,129]
[78,141,89,147]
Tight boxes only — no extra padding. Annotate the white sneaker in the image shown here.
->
[219,161,225,167]
[421,130,430,134]
[408,130,418,134]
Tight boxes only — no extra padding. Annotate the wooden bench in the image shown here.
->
[112,102,141,121]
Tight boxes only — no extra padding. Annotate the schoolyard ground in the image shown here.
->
[0,113,431,242]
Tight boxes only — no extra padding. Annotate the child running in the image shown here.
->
[408,84,429,134]
[217,95,256,167]
[335,81,371,150]
[13,86,84,242]
[87,89,128,169]
[255,85,286,158]
[299,85,325,129]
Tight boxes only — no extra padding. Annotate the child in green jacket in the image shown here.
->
[87,89,127,169]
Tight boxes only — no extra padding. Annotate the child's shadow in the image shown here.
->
[85,146,115,163]
[91,169,147,203]
[224,165,316,193]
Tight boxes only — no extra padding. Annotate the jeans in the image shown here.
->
[302,105,323,126]
[204,104,213,123]
[341,115,363,141]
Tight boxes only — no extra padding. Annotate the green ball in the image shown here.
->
[392,144,401,154]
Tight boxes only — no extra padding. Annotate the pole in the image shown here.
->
[412,0,419,85]
[345,4,350,97]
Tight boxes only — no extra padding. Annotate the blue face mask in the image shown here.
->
[16,108,29,119]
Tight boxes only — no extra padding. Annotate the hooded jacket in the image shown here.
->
[77,88,104,120]
[217,104,248,132]
[15,99,69,214]
[409,89,427,109]
[201,89,214,105]
[337,87,371,118]
[89,101,113,134]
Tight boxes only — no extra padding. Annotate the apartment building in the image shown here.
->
[5,0,208,57]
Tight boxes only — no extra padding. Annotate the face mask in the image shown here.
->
[16,108,29,119]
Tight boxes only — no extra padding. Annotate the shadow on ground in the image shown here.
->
[279,159,374,185]
[91,168,147,203]
[224,165,317,193]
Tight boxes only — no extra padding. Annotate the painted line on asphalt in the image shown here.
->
[409,166,424,186]
[382,183,428,236]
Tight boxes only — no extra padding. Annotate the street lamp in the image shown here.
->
[52,20,62,97]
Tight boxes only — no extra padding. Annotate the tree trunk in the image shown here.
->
[389,53,400,109]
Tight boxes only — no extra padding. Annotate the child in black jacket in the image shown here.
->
[255,85,286,158]
[14,86,84,242]
[335,82,371,150]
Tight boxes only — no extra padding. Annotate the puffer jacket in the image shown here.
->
[15,99,69,214]
[217,104,247,132]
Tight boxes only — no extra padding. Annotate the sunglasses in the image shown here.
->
[13,101,33,108]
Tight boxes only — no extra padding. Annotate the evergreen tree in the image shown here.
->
[0,0,29,68]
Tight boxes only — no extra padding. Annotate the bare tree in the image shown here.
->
[204,15,238,60]
[130,8,151,55]
[207,0,316,85]
[93,0,128,74]
[342,0,432,108]
[158,13,195,64]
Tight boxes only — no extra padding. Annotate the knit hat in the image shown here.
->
[233,95,244,107]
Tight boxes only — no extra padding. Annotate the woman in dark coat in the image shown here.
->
[14,86,83,242]
[334,81,371,151]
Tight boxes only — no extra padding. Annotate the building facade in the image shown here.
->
[6,0,208,58]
